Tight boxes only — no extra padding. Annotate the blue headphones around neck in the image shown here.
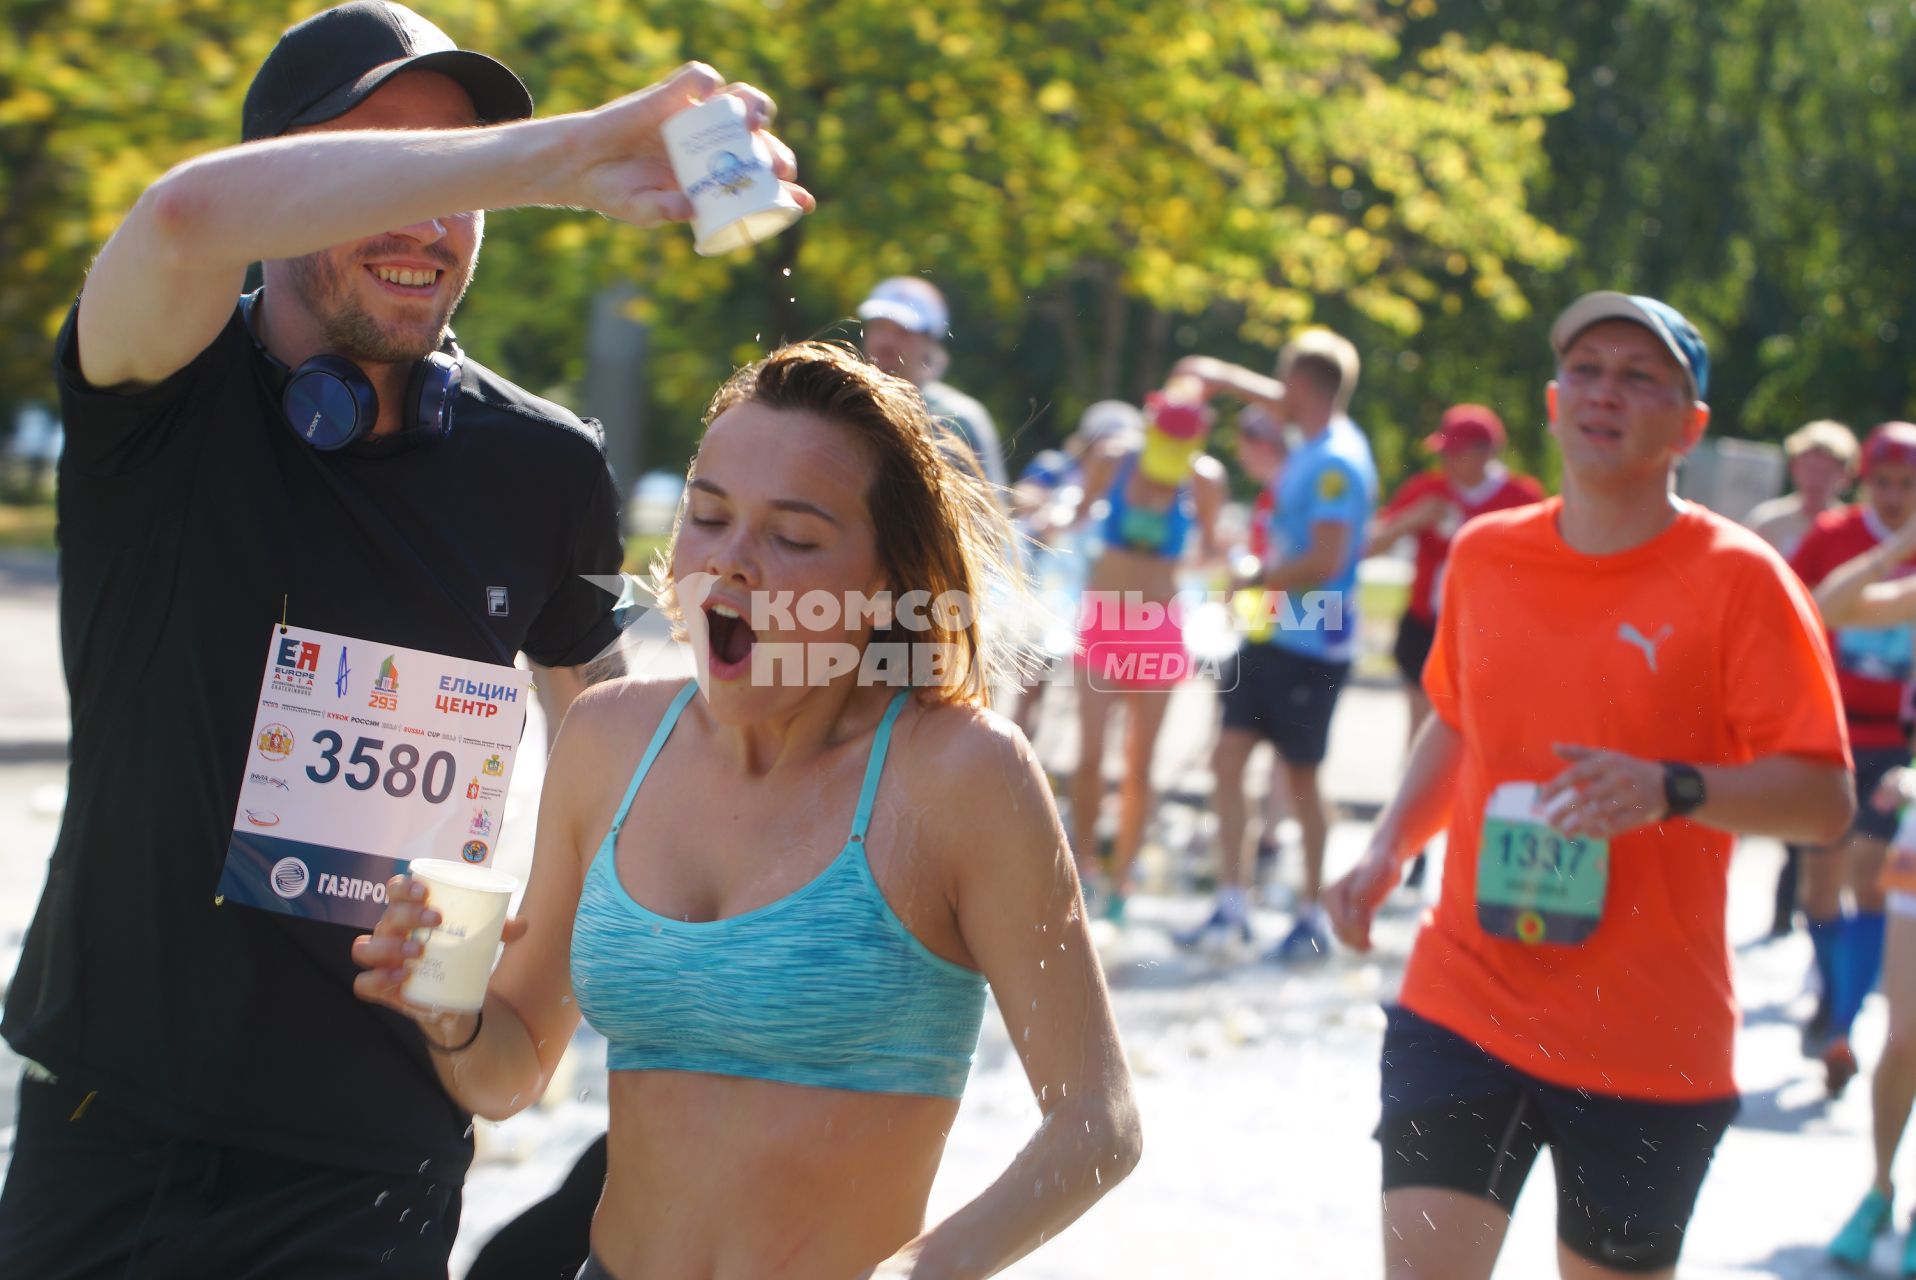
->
[240,290,462,451]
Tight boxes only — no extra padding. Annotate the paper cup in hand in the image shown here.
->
[402,859,519,1013]
[661,95,805,256]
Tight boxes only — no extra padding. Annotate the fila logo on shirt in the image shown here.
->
[1618,622,1673,673]
[487,586,509,617]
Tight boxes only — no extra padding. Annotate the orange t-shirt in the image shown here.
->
[1402,498,1851,1101]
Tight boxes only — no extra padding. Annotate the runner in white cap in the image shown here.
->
[1744,420,1857,939]
[859,276,1007,493]
[1747,419,1860,560]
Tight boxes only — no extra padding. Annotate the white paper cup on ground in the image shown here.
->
[661,95,804,256]
[402,859,519,1012]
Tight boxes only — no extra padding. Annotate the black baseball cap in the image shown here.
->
[242,2,533,142]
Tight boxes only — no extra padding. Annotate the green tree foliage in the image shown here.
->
[1,0,1568,478]
[1371,0,1916,482]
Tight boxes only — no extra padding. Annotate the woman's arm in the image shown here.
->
[1814,517,1916,626]
[1187,457,1230,569]
[352,681,617,1118]
[876,724,1141,1280]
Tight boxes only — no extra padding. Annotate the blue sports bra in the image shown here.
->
[1100,453,1194,558]
[570,682,988,1098]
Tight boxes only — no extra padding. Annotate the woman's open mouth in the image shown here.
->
[704,603,758,680]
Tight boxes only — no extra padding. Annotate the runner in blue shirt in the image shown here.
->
[1171,329,1377,961]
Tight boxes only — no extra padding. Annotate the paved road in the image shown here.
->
[0,551,62,760]
[0,566,1897,1277]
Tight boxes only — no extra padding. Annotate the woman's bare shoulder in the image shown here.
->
[554,674,694,755]
[889,696,1055,829]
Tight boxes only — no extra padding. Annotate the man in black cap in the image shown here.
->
[0,5,808,1276]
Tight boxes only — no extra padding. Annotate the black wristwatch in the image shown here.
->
[1661,762,1706,819]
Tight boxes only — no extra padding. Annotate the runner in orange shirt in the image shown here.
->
[1326,292,1854,1279]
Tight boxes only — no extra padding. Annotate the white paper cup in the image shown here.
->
[402,859,519,1013]
[661,95,805,256]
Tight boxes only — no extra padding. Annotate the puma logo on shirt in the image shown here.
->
[1618,622,1673,673]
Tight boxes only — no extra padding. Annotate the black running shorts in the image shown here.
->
[1846,745,1907,842]
[1375,1006,1738,1274]
[1218,642,1350,766]
[0,1073,464,1280]
[1391,611,1437,686]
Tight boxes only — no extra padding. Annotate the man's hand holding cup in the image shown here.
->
[562,63,813,246]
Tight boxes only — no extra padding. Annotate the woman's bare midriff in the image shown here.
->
[591,1069,961,1279]
[1087,543,1182,603]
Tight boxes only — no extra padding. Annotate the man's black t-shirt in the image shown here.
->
[1,300,623,1174]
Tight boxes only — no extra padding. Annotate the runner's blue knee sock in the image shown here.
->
[1832,911,1887,1039]
[1809,916,1843,1014]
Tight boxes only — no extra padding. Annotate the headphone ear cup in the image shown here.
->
[407,350,462,439]
[283,355,379,451]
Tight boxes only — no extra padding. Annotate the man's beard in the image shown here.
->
[284,246,472,365]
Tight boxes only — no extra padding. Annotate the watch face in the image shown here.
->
[1668,767,1705,813]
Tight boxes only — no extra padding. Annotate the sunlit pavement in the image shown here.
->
[0,584,1894,1276]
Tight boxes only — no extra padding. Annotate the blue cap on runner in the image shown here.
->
[1549,292,1710,402]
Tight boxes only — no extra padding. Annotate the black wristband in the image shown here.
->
[426,1009,483,1054]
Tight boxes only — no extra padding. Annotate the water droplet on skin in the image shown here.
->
[1095,1167,1102,1185]
[1040,1085,1048,1101]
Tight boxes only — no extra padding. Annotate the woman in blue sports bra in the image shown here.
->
[354,342,1140,1279]
[1065,379,1226,922]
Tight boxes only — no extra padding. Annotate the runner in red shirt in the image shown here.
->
[1806,504,1916,1269]
[1789,420,1916,1094]
[1369,405,1543,886]
[1326,292,1852,1280]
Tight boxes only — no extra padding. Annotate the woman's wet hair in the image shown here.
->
[653,340,1032,707]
